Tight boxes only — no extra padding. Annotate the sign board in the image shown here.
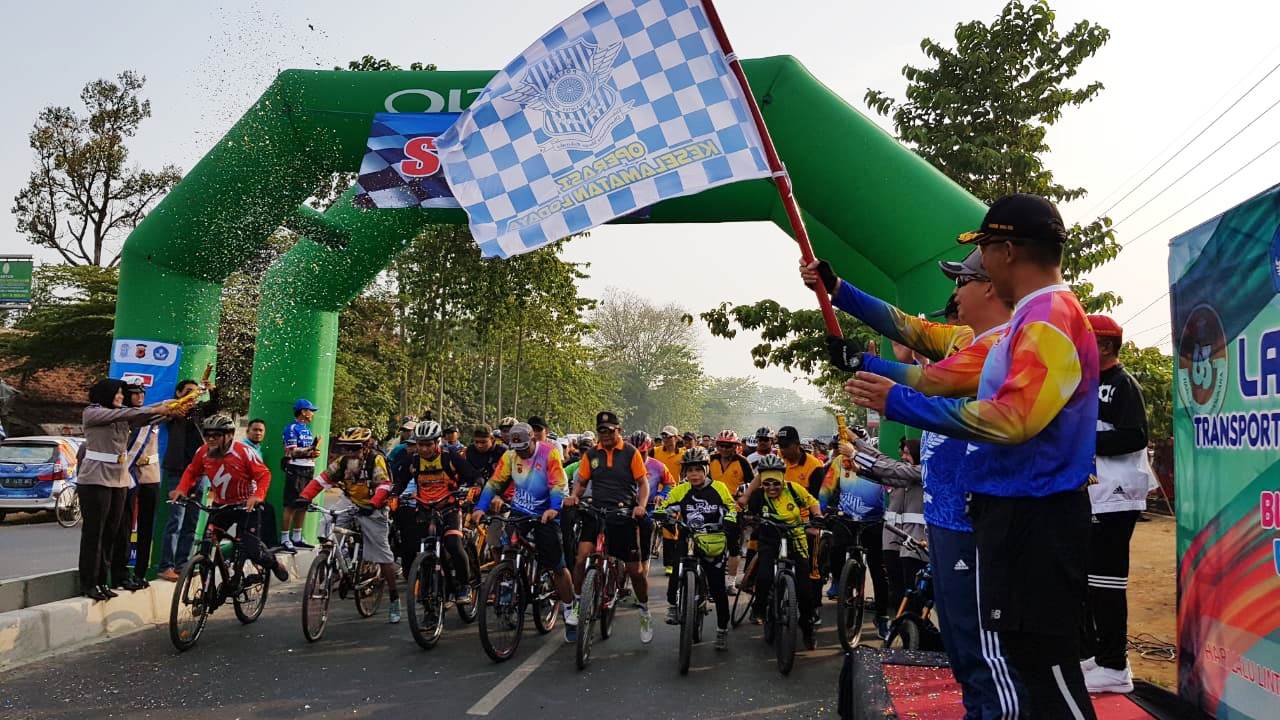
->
[0,255,33,309]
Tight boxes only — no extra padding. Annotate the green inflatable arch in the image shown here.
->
[114,56,983,529]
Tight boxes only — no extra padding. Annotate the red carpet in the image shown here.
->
[882,663,1157,719]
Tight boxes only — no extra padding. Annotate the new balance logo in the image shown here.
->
[953,559,970,571]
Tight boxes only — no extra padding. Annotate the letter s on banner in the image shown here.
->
[401,137,441,177]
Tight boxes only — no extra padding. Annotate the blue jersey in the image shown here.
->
[282,420,317,467]
[918,431,971,533]
[818,462,885,521]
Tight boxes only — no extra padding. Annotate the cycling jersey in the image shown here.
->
[477,442,566,516]
[747,481,816,555]
[644,457,674,509]
[282,420,317,467]
[817,459,885,521]
[302,454,392,509]
[708,453,752,496]
[652,445,683,481]
[578,439,646,506]
[887,284,1099,498]
[784,450,826,496]
[390,450,473,507]
[177,442,271,505]
[660,480,736,528]
[917,430,971,532]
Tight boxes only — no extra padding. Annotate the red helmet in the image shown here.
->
[715,430,739,445]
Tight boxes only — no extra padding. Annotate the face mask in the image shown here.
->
[345,457,362,476]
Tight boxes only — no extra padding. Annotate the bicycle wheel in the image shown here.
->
[301,550,333,642]
[774,573,798,675]
[678,569,697,675]
[478,560,524,662]
[55,486,81,528]
[599,566,619,640]
[885,614,922,650]
[532,568,558,634]
[576,567,600,670]
[456,544,482,624]
[169,555,211,652]
[836,557,867,652]
[694,574,708,644]
[732,555,757,627]
[232,556,271,624]
[408,553,446,649]
[354,559,384,618]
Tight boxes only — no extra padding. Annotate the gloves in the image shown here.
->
[812,259,838,294]
[826,335,865,373]
[357,506,375,517]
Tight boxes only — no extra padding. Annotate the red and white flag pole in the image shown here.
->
[700,0,843,338]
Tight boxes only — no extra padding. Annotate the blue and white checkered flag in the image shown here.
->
[435,0,771,259]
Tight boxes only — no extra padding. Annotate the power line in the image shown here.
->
[1098,58,1280,219]
[1122,292,1170,326]
[1127,320,1172,339]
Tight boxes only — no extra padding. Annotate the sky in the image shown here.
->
[3,1,1280,402]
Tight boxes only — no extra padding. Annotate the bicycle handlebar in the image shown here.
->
[167,497,247,514]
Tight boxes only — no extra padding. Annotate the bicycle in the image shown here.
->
[54,483,81,528]
[657,509,724,675]
[826,512,873,651]
[574,500,635,670]
[406,491,481,649]
[300,503,387,642]
[882,523,942,651]
[167,499,272,652]
[751,511,822,676]
[477,512,561,662]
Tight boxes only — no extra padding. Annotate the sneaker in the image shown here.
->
[812,610,823,628]
[563,602,579,626]
[157,568,180,582]
[271,563,289,582]
[665,605,680,625]
[1084,663,1134,694]
[388,599,402,624]
[715,628,729,651]
[875,615,890,641]
[639,610,654,644]
[280,539,297,554]
[725,579,738,597]
[293,539,315,550]
[826,583,840,600]
[1080,656,1099,673]
[564,622,577,643]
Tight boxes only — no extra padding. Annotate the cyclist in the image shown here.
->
[296,427,401,623]
[653,426,684,480]
[633,431,673,571]
[563,411,653,644]
[169,415,289,584]
[497,417,518,444]
[708,430,752,596]
[746,453,823,650]
[561,432,594,572]
[471,422,576,641]
[387,417,418,483]
[659,447,736,651]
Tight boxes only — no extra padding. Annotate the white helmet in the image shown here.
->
[413,420,442,442]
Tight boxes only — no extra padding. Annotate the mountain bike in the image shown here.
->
[300,503,386,642]
[477,512,561,662]
[657,509,724,675]
[752,512,821,676]
[167,499,272,651]
[407,492,481,649]
[826,512,873,651]
[882,523,941,651]
[575,500,634,670]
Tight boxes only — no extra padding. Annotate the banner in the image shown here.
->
[352,112,461,210]
[0,255,33,309]
[435,0,771,259]
[108,338,183,406]
[1169,182,1280,718]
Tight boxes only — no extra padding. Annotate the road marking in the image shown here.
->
[465,634,562,716]
[702,701,815,720]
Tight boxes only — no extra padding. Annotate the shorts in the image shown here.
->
[638,516,653,562]
[530,520,566,571]
[283,464,313,505]
[578,512,640,563]
[968,489,1091,638]
[337,506,395,564]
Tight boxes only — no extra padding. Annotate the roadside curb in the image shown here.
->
[0,548,313,672]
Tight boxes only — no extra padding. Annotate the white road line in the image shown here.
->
[465,634,562,716]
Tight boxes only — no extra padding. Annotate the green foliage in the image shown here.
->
[0,265,117,377]
[1118,341,1172,443]
[11,71,181,266]
[331,283,409,432]
[865,0,1118,311]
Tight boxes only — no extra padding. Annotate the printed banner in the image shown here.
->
[109,338,183,405]
[353,112,461,210]
[435,0,771,259]
[0,255,33,308]
[1169,182,1280,717]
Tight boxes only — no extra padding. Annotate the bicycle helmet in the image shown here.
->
[201,414,236,434]
[412,419,442,442]
[629,430,652,452]
[756,454,786,475]
[507,422,533,452]
[680,446,711,467]
[335,427,372,452]
[714,429,739,445]
[754,426,774,440]
[498,416,518,429]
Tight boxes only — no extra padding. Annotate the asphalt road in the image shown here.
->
[2,564,849,720]
[0,517,80,580]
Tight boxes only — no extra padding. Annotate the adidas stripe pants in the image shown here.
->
[1080,510,1139,670]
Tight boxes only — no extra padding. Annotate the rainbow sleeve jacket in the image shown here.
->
[833,280,972,362]
[885,285,1099,498]
[477,442,566,516]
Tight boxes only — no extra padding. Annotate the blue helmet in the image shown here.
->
[293,398,318,414]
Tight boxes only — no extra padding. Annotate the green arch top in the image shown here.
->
[113,57,984,542]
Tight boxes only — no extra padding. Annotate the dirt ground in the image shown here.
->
[1125,512,1178,689]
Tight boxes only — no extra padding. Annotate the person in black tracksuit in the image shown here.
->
[1080,315,1152,694]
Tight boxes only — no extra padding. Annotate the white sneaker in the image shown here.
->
[1080,656,1098,673]
[639,609,654,644]
[563,602,578,626]
[725,579,738,597]
[1083,663,1134,694]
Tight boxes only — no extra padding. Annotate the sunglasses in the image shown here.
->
[955,274,988,289]
[716,442,736,449]
[761,479,783,488]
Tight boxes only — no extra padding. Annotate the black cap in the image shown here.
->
[527,416,547,430]
[443,426,457,434]
[595,411,621,429]
[776,426,801,446]
[957,193,1067,246]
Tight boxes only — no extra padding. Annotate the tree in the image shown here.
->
[1118,341,1172,443]
[865,0,1118,310]
[12,71,181,266]
[0,265,117,377]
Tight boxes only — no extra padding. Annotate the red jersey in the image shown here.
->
[177,442,272,505]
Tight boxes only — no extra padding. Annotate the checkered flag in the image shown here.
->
[353,112,460,210]
[435,0,771,259]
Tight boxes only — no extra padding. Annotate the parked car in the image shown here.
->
[0,436,82,523]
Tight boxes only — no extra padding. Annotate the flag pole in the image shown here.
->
[700,0,842,338]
